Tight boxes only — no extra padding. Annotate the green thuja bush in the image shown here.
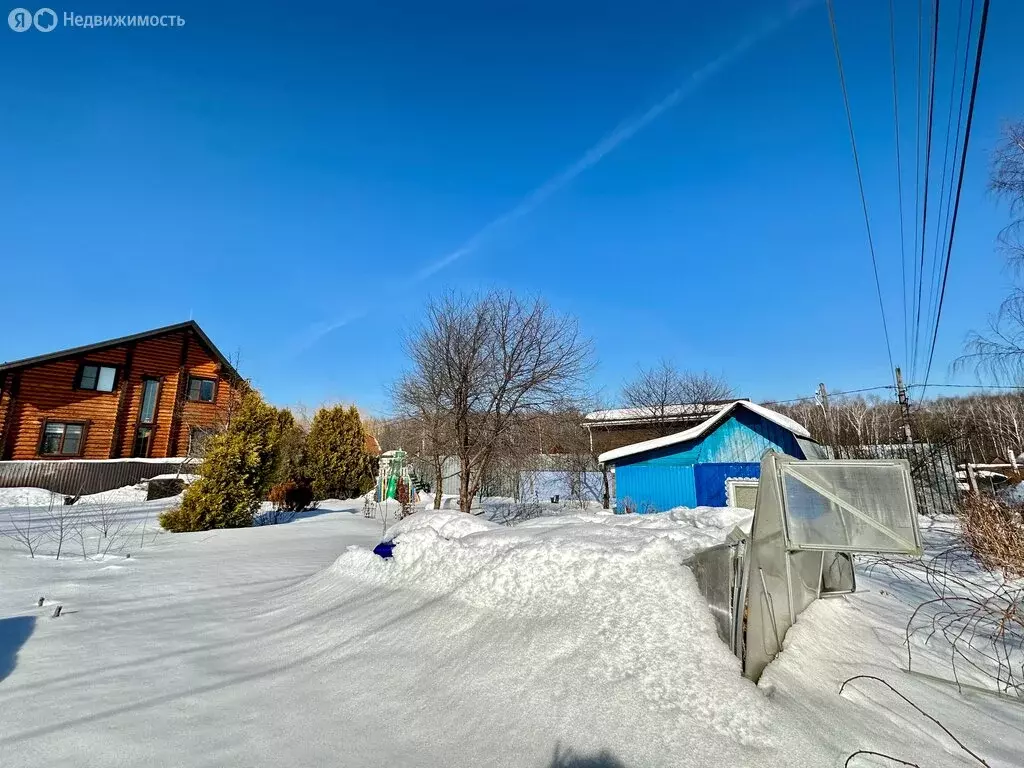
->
[271,408,308,486]
[160,389,282,532]
[304,405,377,500]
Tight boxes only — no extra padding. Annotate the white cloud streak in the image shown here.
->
[292,312,364,356]
[416,3,810,280]
[300,2,811,352]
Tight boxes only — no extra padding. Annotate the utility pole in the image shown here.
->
[816,383,834,454]
[894,367,913,444]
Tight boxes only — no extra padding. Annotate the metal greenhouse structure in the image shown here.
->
[688,451,923,681]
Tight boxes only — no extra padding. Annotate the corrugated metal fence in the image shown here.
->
[0,459,194,496]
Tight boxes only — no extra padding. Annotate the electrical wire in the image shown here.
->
[910,382,1024,390]
[825,0,895,376]
[769,386,896,405]
[768,379,1024,408]
[889,0,911,369]
[909,0,925,383]
[920,0,992,396]
[770,380,1024,407]
[922,0,967,347]
[924,0,976,375]
[935,0,977,271]
[912,0,941,383]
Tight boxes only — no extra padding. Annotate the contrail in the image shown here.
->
[292,313,364,356]
[416,3,811,280]
[300,2,812,351]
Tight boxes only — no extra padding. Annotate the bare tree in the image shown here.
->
[959,121,1024,381]
[394,355,456,510]
[958,296,1024,383]
[395,291,593,513]
[621,360,733,436]
[0,504,48,558]
[44,496,82,561]
[991,120,1024,266]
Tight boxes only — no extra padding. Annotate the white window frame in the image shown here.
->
[725,477,759,509]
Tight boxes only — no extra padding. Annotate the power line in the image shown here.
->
[771,381,1024,408]
[768,379,1024,408]
[921,0,992,396]
[923,0,967,348]
[888,0,911,368]
[769,386,896,405]
[910,382,1024,390]
[925,0,976,367]
[912,0,940,383]
[825,0,895,376]
[910,0,925,382]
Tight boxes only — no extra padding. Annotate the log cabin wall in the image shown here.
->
[116,331,188,458]
[6,347,127,459]
[0,325,237,461]
[174,334,234,455]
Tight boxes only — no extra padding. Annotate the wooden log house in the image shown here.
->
[0,321,240,461]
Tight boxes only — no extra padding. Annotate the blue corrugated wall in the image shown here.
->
[693,462,760,506]
[615,464,696,512]
[612,408,806,512]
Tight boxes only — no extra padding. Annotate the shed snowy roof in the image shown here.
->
[598,400,811,464]
[584,401,733,427]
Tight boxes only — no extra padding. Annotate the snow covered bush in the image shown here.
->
[304,405,376,500]
[488,500,545,526]
[160,390,282,532]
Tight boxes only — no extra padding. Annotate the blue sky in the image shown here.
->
[2,0,1022,413]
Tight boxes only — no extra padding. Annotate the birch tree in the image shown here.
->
[959,121,1024,382]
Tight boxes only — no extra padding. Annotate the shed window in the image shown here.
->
[187,376,216,403]
[39,422,85,456]
[726,478,759,510]
[77,364,118,392]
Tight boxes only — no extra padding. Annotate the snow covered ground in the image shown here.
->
[0,492,1020,767]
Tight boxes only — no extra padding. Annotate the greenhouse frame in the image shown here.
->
[688,451,923,681]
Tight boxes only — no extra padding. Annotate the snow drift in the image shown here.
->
[3,499,1021,766]
[285,508,814,765]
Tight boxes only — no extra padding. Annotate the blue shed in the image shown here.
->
[598,401,822,513]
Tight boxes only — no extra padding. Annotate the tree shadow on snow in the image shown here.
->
[548,744,629,768]
[254,505,364,526]
[0,616,36,683]
[294,503,366,519]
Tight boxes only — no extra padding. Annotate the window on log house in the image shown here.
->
[187,376,216,403]
[39,421,85,456]
[77,364,118,392]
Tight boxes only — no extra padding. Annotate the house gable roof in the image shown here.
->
[0,321,240,381]
[597,400,811,464]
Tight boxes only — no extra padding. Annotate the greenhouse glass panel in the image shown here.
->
[780,461,920,554]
